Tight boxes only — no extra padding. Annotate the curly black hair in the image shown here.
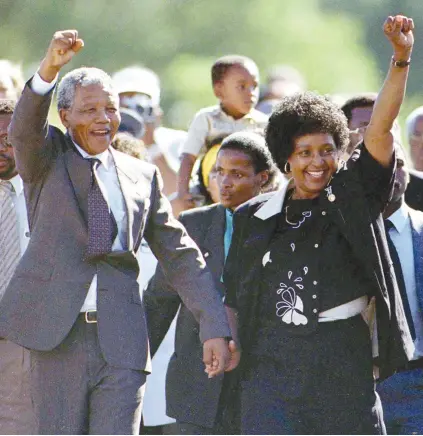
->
[265,91,349,172]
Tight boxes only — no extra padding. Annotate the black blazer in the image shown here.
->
[224,147,414,380]
[145,204,231,428]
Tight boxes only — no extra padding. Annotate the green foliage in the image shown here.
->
[0,0,416,129]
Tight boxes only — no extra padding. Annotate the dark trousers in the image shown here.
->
[241,315,385,435]
[30,316,146,435]
[0,339,35,434]
[378,368,423,434]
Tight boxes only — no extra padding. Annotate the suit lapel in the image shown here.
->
[111,148,145,252]
[63,138,91,224]
[409,210,423,311]
[202,205,226,278]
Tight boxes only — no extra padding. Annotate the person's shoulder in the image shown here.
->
[235,191,277,217]
[248,108,269,124]
[179,203,222,223]
[193,105,221,119]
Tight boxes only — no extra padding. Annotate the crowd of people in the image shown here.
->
[0,13,422,436]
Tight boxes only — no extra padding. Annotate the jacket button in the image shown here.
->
[313,309,318,313]
[314,243,319,248]
[312,295,317,299]
[84,283,91,289]
[25,231,30,237]
[313,281,318,285]
[322,211,326,216]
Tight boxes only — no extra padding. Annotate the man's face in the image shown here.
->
[59,84,121,155]
[0,114,16,180]
[213,63,259,119]
[391,147,410,204]
[409,115,423,171]
[347,105,373,155]
[215,148,266,210]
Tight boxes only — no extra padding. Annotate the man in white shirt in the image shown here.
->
[0,99,35,434]
[0,30,233,435]
[378,144,423,434]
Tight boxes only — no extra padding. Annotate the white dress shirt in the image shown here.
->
[31,72,128,312]
[5,174,30,256]
[388,203,423,359]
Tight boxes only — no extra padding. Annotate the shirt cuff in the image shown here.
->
[31,71,58,95]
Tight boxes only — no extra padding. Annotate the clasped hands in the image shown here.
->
[203,337,241,378]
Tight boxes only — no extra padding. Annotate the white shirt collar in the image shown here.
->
[5,174,23,197]
[388,202,410,234]
[254,177,290,220]
[72,140,112,170]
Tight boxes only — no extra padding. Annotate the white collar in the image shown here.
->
[254,177,290,220]
[72,140,112,170]
[387,202,410,234]
[3,174,23,196]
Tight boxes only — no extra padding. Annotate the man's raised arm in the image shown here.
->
[9,30,84,182]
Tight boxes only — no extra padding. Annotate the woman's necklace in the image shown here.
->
[284,190,312,229]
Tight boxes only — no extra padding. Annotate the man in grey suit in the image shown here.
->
[0,30,232,435]
[378,144,423,434]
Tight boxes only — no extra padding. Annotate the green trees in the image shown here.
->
[0,0,420,129]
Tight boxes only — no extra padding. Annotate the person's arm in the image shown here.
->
[9,30,84,183]
[172,111,209,215]
[172,153,196,215]
[364,15,414,167]
[144,168,231,377]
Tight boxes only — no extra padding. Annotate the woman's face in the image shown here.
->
[288,133,339,199]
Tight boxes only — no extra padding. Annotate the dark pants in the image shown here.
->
[0,339,35,434]
[30,316,146,435]
[241,315,385,435]
[378,368,423,434]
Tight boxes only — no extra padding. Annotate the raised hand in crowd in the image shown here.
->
[39,30,84,82]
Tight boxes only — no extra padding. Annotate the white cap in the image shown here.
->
[112,66,161,106]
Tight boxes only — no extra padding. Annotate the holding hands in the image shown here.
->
[39,30,84,83]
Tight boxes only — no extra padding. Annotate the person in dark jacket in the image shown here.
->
[144,132,277,435]
[223,15,415,435]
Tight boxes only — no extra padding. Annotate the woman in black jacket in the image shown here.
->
[223,15,415,435]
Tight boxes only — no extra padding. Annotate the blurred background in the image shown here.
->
[1,0,421,136]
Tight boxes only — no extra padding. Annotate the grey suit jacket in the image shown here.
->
[145,204,230,428]
[0,82,230,372]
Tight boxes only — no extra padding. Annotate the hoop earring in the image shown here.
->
[284,161,291,174]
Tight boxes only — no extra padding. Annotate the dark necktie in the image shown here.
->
[385,220,416,340]
[86,159,118,259]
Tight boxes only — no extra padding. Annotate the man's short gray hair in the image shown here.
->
[57,67,116,110]
[406,106,423,140]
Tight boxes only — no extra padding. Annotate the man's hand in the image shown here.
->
[39,30,84,83]
[383,15,414,60]
[225,339,241,372]
[203,337,230,378]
